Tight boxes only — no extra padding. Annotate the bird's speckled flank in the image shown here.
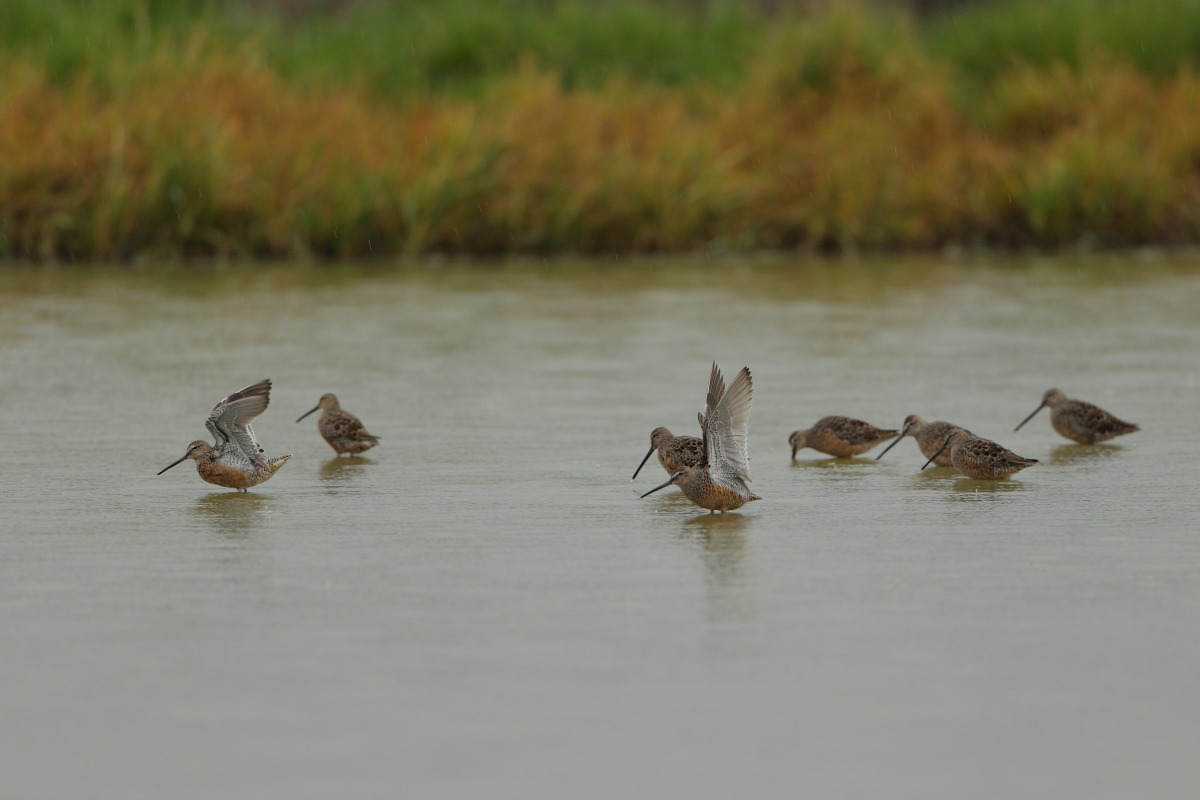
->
[922,428,1037,480]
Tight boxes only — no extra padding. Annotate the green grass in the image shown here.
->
[0,0,223,82]
[269,0,760,95]
[9,0,1200,95]
[924,0,1200,82]
[0,0,761,95]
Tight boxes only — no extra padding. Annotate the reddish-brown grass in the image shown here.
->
[5,30,1200,260]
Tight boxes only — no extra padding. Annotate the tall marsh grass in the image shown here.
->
[4,0,1200,259]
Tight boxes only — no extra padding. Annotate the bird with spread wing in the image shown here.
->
[640,363,760,513]
[158,379,291,492]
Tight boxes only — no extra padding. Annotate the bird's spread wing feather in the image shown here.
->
[205,379,271,466]
[698,361,726,431]
[701,364,753,483]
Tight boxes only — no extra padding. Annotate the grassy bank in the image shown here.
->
[4,0,1200,260]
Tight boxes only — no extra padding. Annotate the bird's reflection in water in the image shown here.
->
[789,457,877,470]
[946,477,1028,500]
[637,488,692,511]
[684,512,749,574]
[190,491,272,537]
[1047,443,1124,467]
[679,511,750,619]
[907,466,959,491]
[790,457,879,495]
[319,456,376,483]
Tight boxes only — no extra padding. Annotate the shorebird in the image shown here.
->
[788,416,898,459]
[640,363,760,513]
[1014,388,1139,444]
[296,393,380,456]
[874,415,969,467]
[921,428,1037,480]
[631,427,704,480]
[158,379,291,492]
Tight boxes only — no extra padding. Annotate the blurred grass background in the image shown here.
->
[4,0,1200,260]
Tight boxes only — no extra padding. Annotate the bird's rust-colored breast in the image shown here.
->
[679,468,757,512]
[197,461,260,490]
[197,455,290,490]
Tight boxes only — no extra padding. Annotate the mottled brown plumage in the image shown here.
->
[788,415,899,459]
[922,429,1037,480]
[874,415,970,467]
[158,379,291,492]
[631,427,705,480]
[296,393,379,456]
[1014,388,1139,444]
[641,363,760,513]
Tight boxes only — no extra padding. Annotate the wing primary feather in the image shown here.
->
[206,379,272,466]
[702,365,753,483]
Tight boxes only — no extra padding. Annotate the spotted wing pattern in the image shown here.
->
[205,379,272,467]
[666,436,705,470]
[326,410,379,442]
[829,416,897,445]
[1061,400,1139,442]
[954,433,1038,478]
[699,363,753,486]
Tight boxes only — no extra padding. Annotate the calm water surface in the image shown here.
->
[1,255,1198,799]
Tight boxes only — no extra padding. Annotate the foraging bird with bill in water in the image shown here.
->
[874,414,971,467]
[921,428,1037,480]
[787,415,898,459]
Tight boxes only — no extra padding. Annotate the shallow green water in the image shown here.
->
[1,255,1198,799]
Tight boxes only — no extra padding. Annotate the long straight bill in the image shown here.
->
[631,446,656,480]
[1013,402,1046,432]
[640,476,675,498]
[920,436,954,470]
[157,453,189,475]
[874,432,906,461]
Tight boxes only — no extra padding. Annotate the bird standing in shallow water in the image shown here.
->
[1014,388,1139,444]
[875,415,969,467]
[640,363,760,513]
[922,428,1037,480]
[158,379,291,492]
[632,427,704,480]
[296,393,380,456]
[788,416,898,459]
